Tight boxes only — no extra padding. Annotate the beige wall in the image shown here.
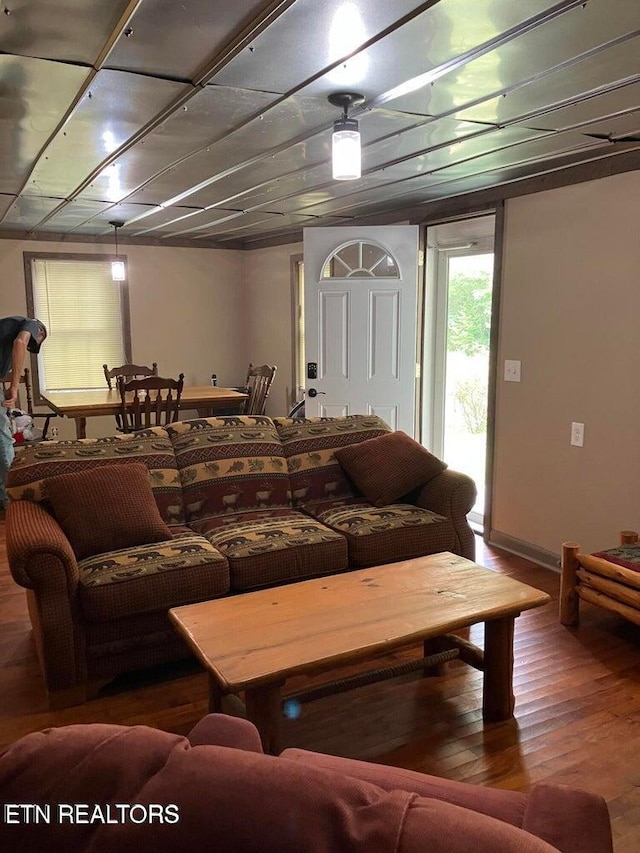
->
[243,241,302,417]
[0,238,245,438]
[493,170,640,556]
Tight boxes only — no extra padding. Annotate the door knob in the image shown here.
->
[307,388,326,398]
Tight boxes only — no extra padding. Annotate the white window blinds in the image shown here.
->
[30,258,127,391]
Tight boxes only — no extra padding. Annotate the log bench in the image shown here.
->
[561,530,640,626]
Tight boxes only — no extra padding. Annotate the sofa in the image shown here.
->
[0,713,613,853]
[5,414,476,708]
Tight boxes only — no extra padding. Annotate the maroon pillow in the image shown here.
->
[334,431,446,507]
[46,463,172,560]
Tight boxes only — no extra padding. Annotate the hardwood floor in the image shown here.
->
[1,525,639,851]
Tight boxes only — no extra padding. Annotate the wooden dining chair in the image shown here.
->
[2,368,58,440]
[117,374,184,432]
[103,362,158,430]
[243,363,277,415]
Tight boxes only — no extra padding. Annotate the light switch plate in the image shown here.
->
[570,422,584,447]
[504,359,521,382]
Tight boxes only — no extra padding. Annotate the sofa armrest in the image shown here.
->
[6,499,79,592]
[280,747,527,827]
[522,783,613,853]
[187,713,264,753]
[6,500,85,698]
[415,468,477,560]
[280,749,613,853]
[415,468,476,518]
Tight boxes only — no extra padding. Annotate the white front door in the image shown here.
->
[303,225,419,435]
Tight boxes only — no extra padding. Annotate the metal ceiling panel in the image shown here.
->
[105,0,274,81]
[38,199,127,234]
[362,145,617,212]
[300,0,584,101]
[210,0,432,93]
[0,0,637,245]
[122,94,336,210]
[0,55,89,193]
[190,211,286,238]
[233,123,544,217]
[453,37,640,128]
[511,83,640,134]
[119,205,211,235]
[132,207,245,238]
[0,0,130,64]
[377,8,640,121]
[360,119,544,177]
[76,85,280,204]
[290,132,604,219]
[23,69,189,198]
[578,110,640,140]
[136,105,428,213]
[0,194,65,230]
[0,194,17,220]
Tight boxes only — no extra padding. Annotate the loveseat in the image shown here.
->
[0,713,613,853]
[5,414,476,708]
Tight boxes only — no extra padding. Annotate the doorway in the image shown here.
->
[423,215,496,529]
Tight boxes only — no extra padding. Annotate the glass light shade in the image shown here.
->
[332,120,361,181]
[111,260,126,281]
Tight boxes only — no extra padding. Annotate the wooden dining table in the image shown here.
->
[41,386,249,439]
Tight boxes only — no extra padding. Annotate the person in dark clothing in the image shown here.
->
[0,316,47,508]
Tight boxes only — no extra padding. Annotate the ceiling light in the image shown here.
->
[328,92,365,181]
[109,220,126,281]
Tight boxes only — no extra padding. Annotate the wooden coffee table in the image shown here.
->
[169,552,550,752]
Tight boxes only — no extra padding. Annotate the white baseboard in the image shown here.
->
[487,531,560,573]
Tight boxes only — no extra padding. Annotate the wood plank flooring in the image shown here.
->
[1,524,639,851]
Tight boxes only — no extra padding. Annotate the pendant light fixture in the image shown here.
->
[328,92,365,181]
[109,220,126,282]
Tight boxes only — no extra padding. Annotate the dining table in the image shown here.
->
[41,385,249,439]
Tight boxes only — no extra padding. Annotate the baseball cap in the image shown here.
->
[27,320,47,354]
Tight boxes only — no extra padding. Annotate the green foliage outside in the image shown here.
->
[448,268,492,433]
[447,271,492,355]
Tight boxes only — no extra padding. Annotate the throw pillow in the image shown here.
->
[334,431,447,507]
[46,463,172,561]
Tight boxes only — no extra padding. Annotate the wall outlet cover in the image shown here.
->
[504,359,521,382]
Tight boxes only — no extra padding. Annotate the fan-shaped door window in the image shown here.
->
[322,240,400,278]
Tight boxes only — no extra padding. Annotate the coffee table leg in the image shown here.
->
[482,616,515,721]
[423,636,449,676]
[244,682,284,754]
[208,674,224,713]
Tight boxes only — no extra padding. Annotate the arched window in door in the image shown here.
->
[322,240,400,278]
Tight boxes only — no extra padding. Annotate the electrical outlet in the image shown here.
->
[570,422,584,447]
[504,360,521,382]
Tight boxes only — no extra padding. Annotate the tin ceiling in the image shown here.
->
[0,0,638,249]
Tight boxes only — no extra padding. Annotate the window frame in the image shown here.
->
[24,251,132,404]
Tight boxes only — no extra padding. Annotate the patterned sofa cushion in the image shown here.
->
[303,498,457,567]
[273,415,391,506]
[6,427,185,528]
[167,416,292,523]
[78,532,230,622]
[192,509,348,591]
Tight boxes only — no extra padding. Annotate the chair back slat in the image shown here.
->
[243,364,277,415]
[103,362,158,390]
[104,363,158,429]
[118,374,184,431]
[1,368,57,440]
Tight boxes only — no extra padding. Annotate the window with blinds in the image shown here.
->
[25,255,131,393]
